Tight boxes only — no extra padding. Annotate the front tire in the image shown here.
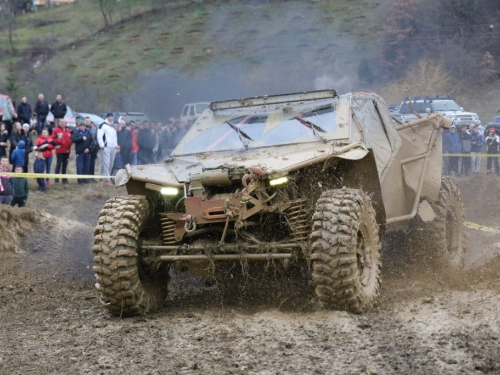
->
[310,188,381,313]
[92,195,168,316]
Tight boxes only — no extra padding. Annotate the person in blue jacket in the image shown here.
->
[443,125,461,176]
[10,140,25,170]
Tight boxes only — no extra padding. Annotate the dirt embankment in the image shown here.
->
[0,176,499,374]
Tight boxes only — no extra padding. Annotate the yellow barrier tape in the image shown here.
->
[0,172,109,179]
[464,221,500,234]
[443,153,500,157]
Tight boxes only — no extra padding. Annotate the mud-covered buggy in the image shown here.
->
[92,90,465,316]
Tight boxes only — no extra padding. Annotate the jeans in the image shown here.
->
[76,153,91,184]
[486,151,499,174]
[471,152,482,174]
[99,147,117,181]
[55,153,69,183]
[34,159,46,191]
[44,156,52,183]
[37,115,47,135]
[460,154,471,176]
[0,195,13,205]
[89,150,97,176]
[130,151,138,165]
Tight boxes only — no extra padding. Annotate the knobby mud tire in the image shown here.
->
[92,195,167,317]
[411,177,465,269]
[310,188,381,314]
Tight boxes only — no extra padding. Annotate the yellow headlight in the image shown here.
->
[160,187,180,195]
[269,177,289,186]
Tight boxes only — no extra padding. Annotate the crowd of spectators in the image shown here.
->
[442,123,499,176]
[0,93,194,203]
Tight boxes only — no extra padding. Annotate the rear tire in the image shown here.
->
[310,188,381,313]
[92,195,168,317]
[411,177,465,269]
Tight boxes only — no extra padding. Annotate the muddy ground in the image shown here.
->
[0,175,499,375]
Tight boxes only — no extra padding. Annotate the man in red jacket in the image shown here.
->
[51,119,72,184]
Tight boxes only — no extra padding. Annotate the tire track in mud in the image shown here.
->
[21,216,94,282]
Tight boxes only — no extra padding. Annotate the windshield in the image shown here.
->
[179,103,340,154]
[195,103,209,114]
[399,102,431,114]
[66,107,74,117]
[430,100,461,112]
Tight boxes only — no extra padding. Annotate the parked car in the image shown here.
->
[76,112,105,127]
[46,105,77,128]
[100,112,150,124]
[180,102,210,124]
[399,95,479,126]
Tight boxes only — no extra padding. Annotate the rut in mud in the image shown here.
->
[0,176,499,374]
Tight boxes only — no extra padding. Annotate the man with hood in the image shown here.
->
[10,140,25,170]
[97,112,118,187]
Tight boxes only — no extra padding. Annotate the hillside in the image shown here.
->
[1,0,500,122]
[2,0,391,118]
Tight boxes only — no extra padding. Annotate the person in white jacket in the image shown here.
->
[97,112,119,186]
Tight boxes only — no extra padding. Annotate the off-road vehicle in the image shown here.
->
[92,90,465,316]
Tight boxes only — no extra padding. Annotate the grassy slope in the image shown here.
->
[1,0,390,112]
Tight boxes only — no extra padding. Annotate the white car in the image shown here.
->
[180,102,210,124]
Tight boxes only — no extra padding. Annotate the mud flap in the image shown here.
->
[417,200,436,223]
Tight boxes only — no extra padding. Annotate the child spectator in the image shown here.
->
[22,123,33,173]
[0,156,13,204]
[11,165,28,207]
[10,140,26,170]
[34,127,56,189]
[0,122,8,158]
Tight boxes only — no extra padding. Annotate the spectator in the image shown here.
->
[485,128,500,175]
[151,122,160,162]
[10,121,26,161]
[51,119,72,184]
[87,119,98,182]
[72,122,95,185]
[117,121,132,166]
[118,114,127,126]
[97,112,118,187]
[11,165,28,207]
[30,113,38,132]
[2,97,17,136]
[459,126,471,176]
[443,125,461,176]
[50,94,67,128]
[0,123,8,159]
[34,93,49,135]
[159,122,172,160]
[469,124,484,175]
[130,121,140,165]
[22,123,33,173]
[10,140,25,170]
[0,156,13,205]
[137,121,155,164]
[34,127,55,191]
[17,96,32,125]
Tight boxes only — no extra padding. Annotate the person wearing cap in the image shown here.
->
[22,123,33,173]
[469,124,484,175]
[485,128,500,175]
[72,121,96,185]
[97,112,118,186]
[443,124,461,176]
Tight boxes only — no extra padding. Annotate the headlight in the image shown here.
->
[269,177,289,186]
[160,187,180,195]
